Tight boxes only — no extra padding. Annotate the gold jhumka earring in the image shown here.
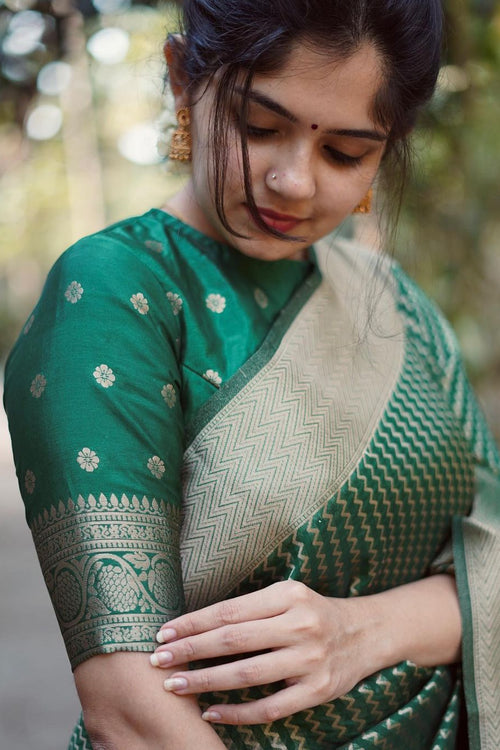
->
[169,108,192,162]
[352,187,373,215]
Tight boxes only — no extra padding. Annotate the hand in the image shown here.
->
[150,580,377,725]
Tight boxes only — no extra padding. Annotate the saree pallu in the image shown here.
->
[176,241,499,749]
[4,213,498,749]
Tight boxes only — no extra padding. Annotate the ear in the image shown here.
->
[164,34,190,109]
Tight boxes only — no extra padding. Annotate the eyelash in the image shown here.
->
[323,146,363,167]
[246,125,276,139]
[245,123,364,167]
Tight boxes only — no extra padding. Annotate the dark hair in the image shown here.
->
[169,0,443,239]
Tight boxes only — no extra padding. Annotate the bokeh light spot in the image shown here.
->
[437,65,470,94]
[117,122,162,165]
[3,10,45,56]
[4,0,37,10]
[87,28,130,65]
[92,0,131,14]
[37,61,72,96]
[25,104,63,140]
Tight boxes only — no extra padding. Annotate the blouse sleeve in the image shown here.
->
[4,235,186,669]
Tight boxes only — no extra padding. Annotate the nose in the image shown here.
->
[266,145,316,201]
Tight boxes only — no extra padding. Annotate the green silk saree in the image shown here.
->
[3,211,499,749]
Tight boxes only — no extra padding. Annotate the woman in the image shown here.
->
[3,0,499,747]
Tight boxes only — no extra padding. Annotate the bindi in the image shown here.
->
[311,123,318,130]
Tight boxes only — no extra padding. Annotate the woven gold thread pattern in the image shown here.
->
[31,493,183,668]
[206,664,458,748]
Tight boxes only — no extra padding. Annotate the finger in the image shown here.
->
[202,683,309,725]
[157,580,305,643]
[162,649,300,695]
[152,616,290,668]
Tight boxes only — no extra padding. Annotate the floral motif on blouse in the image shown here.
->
[147,456,165,479]
[64,281,84,304]
[206,293,226,314]
[30,373,47,398]
[93,364,116,388]
[161,383,177,408]
[77,448,100,472]
[23,314,35,335]
[24,469,36,494]
[130,293,149,315]
[144,240,163,253]
[203,369,222,387]
[166,292,183,316]
[254,288,269,309]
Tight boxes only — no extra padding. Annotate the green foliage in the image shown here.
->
[397,2,500,433]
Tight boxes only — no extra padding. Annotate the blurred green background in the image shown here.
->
[0,0,499,437]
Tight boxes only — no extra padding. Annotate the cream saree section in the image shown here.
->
[180,241,404,610]
[454,465,500,750]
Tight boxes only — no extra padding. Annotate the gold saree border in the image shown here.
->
[453,465,500,750]
[180,239,405,610]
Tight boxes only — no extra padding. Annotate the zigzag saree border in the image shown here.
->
[30,493,183,669]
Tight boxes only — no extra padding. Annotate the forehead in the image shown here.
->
[252,42,385,128]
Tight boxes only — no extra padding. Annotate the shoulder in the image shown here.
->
[386,254,462,370]
[44,210,216,317]
[319,234,462,368]
[23,210,198,339]
[49,211,176,289]
[4,213,185,393]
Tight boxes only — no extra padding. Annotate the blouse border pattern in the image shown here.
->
[30,492,183,669]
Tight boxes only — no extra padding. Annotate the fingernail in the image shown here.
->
[150,650,173,666]
[156,628,176,644]
[164,677,188,691]
[202,711,222,722]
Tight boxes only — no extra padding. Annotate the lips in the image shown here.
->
[252,206,305,234]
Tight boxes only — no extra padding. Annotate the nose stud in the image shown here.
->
[271,173,277,180]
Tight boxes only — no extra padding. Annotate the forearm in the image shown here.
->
[75,652,226,749]
[353,574,462,675]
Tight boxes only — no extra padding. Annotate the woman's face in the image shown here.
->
[174,42,389,261]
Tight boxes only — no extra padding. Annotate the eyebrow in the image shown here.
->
[237,87,388,143]
[239,88,298,123]
[324,127,388,142]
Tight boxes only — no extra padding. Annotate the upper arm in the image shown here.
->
[4,236,186,668]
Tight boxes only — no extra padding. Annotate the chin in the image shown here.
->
[237,238,308,262]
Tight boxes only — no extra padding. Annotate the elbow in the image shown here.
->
[81,710,119,750]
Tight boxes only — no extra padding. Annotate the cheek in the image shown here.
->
[329,161,379,203]
[319,173,360,210]
[223,139,247,192]
[313,176,370,228]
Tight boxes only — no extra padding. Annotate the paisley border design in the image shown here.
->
[31,493,183,668]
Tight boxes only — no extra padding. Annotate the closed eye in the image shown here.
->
[324,146,363,166]
[247,124,277,139]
